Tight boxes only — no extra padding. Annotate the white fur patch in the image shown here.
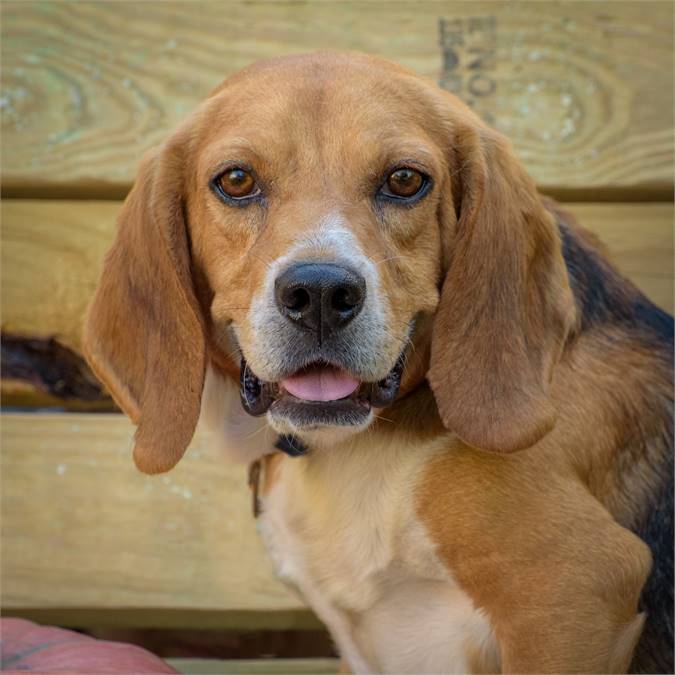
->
[357,581,499,674]
[243,212,396,384]
[257,431,500,674]
[198,365,274,463]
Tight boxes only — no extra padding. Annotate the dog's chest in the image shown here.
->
[256,438,499,674]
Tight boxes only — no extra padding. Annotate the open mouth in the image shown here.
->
[239,353,405,428]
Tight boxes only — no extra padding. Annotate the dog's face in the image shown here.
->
[188,56,446,439]
[84,52,575,473]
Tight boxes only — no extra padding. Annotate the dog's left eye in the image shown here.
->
[215,168,259,200]
[380,167,428,201]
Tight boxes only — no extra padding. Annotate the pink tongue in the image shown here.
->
[281,367,360,402]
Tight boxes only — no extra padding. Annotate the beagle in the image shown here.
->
[83,52,673,674]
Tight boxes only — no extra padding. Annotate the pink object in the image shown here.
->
[281,365,360,401]
[0,618,178,673]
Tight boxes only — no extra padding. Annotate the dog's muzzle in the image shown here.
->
[238,260,408,432]
[239,352,406,424]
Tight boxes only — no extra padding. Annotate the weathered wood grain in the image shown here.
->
[2,2,672,197]
[1,201,116,352]
[1,412,312,629]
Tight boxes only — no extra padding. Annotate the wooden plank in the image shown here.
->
[1,334,112,410]
[2,2,672,197]
[1,201,116,353]
[167,658,339,675]
[1,413,312,629]
[1,608,320,632]
[2,200,671,353]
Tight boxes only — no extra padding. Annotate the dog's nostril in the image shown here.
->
[331,287,358,313]
[286,287,311,312]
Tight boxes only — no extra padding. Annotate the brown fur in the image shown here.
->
[428,122,575,453]
[83,141,206,474]
[417,435,651,673]
[83,52,673,672]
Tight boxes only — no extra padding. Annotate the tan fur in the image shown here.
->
[84,52,671,673]
[339,659,354,675]
[261,452,284,498]
[255,415,499,674]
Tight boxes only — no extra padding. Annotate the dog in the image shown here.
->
[83,52,673,674]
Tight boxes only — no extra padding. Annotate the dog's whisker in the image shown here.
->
[242,423,269,442]
[374,255,411,266]
[242,250,275,269]
[381,326,411,349]
[225,346,243,361]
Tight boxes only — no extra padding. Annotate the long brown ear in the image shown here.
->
[83,139,206,474]
[429,121,575,453]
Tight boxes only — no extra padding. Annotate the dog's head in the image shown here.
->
[84,52,575,473]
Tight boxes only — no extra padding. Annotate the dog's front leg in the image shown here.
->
[417,452,652,674]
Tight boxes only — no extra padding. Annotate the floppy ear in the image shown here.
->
[83,139,206,474]
[428,121,575,453]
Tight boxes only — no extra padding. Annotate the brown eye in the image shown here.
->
[217,168,257,199]
[384,168,425,199]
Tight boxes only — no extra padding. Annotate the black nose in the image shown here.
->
[275,263,366,340]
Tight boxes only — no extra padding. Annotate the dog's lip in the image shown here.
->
[239,352,406,418]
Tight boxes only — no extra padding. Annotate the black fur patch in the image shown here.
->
[275,434,309,457]
[560,225,623,330]
[632,297,675,346]
[559,223,674,344]
[560,220,674,673]
[631,452,674,674]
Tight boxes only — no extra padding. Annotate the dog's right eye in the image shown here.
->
[377,166,431,205]
[385,168,424,197]
[216,168,258,199]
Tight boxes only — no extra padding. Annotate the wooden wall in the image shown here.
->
[1,1,673,634]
